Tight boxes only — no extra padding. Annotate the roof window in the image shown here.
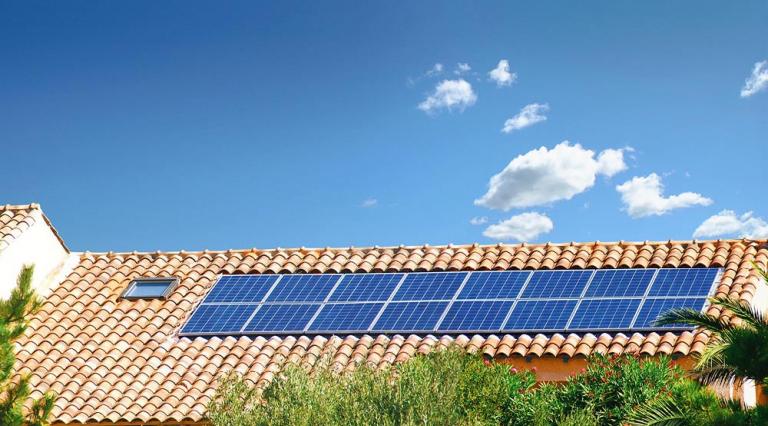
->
[122,277,177,300]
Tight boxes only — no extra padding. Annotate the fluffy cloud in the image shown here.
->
[502,103,549,133]
[361,198,378,208]
[740,60,768,98]
[418,79,477,113]
[616,173,712,218]
[455,63,471,75]
[483,212,553,242]
[469,216,488,225]
[474,142,627,210]
[693,210,768,239]
[489,59,516,87]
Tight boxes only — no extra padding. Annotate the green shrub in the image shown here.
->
[208,348,750,426]
[208,347,535,426]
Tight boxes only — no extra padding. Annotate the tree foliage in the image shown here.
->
[208,349,738,426]
[0,266,54,426]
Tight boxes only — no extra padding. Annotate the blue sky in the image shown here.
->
[1,1,766,252]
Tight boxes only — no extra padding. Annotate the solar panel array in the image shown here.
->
[180,268,720,336]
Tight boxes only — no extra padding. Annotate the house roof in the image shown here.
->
[0,203,68,253]
[15,239,768,424]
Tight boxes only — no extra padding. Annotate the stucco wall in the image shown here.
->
[0,209,74,299]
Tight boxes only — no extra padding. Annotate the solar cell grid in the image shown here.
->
[569,299,640,330]
[504,300,577,331]
[522,270,591,298]
[265,274,341,302]
[181,267,720,335]
[457,271,530,300]
[372,301,447,331]
[308,303,383,331]
[205,275,279,303]
[393,272,467,301]
[182,304,257,334]
[243,304,320,332]
[649,269,718,297]
[439,301,513,331]
[585,269,655,298]
[329,273,403,302]
[634,298,706,329]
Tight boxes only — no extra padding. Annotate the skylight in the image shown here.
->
[122,278,177,299]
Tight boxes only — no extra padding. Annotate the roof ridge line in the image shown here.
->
[78,238,767,258]
[0,202,41,211]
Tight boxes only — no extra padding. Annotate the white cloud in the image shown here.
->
[502,103,549,133]
[426,63,444,77]
[361,198,378,208]
[740,60,768,98]
[418,79,477,113]
[616,173,712,218]
[693,210,768,239]
[469,216,488,225]
[455,63,472,75]
[483,212,553,242]
[474,142,627,210]
[489,59,517,87]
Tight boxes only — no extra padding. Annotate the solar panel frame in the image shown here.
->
[179,267,723,336]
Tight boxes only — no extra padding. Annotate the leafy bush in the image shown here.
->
[208,348,752,426]
[209,347,535,426]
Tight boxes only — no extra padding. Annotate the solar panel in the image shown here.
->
[569,299,641,330]
[585,269,655,298]
[371,301,448,331]
[204,275,279,302]
[180,267,721,336]
[182,304,257,334]
[504,300,577,331]
[522,270,591,298]
[439,301,513,331]
[265,274,341,302]
[308,303,384,332]
[648,269,718,297]
[329,273,403,302]
[634,298,707,329]
[243,304,320,333]
[393,272,467,301]
[457,271,530,300]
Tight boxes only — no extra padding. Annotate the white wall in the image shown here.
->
[0,209,74,299]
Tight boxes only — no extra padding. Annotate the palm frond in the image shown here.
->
[710,296,767,330]
[653,308,730,332]
[627,398,691,426]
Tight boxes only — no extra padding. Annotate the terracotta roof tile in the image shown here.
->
[14,239,767,424]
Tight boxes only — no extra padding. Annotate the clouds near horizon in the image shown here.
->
[693,210,768,239]
[483,212,553,241]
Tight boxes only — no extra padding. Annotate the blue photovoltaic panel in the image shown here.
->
[308,303,384,331]
[265,274,341,302]
[585,269,655,298]
[439,301,513,331]
[243,303,320,332]
[329,273,403,302]
[522,270,591,298]
[457,271,530,300]
[648,268,718,297]
[182,304,258,334]
[205,275,279,303]
[569,299,641,330]
[505,300,577,330]
[634,298,706,329]
[393,272,467,301]
[371,301,448,331]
